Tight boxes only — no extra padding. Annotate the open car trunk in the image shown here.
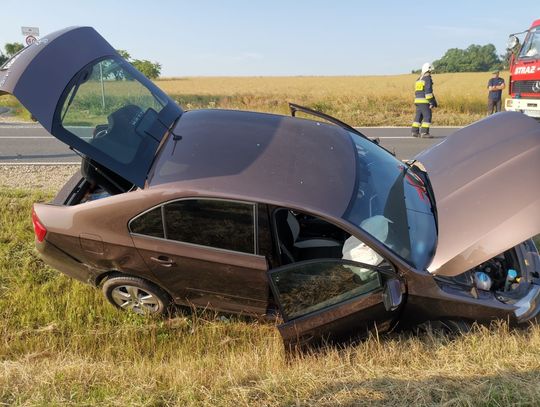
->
[52,162,131,207]
[0,26,182,189]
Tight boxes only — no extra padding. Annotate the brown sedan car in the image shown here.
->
[1,27,540,347]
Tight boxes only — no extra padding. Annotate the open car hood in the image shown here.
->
[415,112,540,276]
[0,27,182,188]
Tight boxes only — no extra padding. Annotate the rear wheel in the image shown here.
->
[102,275,171,316]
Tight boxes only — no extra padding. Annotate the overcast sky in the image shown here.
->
[0,0,536,76]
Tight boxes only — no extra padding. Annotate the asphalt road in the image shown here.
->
[0,122,459,163]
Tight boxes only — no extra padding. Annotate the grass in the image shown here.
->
[1,71,509,126]
[1,187,540,405]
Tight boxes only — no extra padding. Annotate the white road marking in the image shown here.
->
[0,136,92,139]
[0,162,80,165]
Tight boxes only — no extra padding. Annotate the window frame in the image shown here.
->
[128,197,259,256]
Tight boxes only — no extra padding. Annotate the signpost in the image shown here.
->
[21,26,39,47]
[21,27,39,36]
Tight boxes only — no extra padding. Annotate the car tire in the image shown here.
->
[102,275,171,316]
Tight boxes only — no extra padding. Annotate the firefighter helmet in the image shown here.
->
[421,62,434,75]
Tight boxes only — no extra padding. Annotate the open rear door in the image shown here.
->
[0,26,182,188]
[268,259,404,348]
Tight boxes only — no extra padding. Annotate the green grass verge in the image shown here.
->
[1,188,539,405]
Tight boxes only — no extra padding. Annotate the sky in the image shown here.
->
[0,0,537,77]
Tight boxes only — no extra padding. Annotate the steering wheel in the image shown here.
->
[93,124,109,139]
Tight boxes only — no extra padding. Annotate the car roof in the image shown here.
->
[147,109,357,218]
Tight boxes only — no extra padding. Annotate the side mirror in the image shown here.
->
[507,35,520,51]
[382,278,403,311]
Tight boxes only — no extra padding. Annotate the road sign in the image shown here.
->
[21,26,39,36]
[25,35,37,46]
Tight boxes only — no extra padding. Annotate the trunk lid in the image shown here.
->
[415,112,540,276]
[0,26,182,188]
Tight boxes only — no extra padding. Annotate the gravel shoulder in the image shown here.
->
[0,164,79,191]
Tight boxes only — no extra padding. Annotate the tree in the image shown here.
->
[115,49,162,79]
[5,42,24,57]
[432,44,503,73]
[0,42,24,67]
[116,49,131,60]
[131,59,161,79]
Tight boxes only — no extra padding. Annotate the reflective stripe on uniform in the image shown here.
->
[421,122,431,128]
[414,98,430,104]
[412,122,421,128]
[415,80,425,91]
[425,93,433,98]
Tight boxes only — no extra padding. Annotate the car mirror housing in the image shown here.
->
[382,278,403,311]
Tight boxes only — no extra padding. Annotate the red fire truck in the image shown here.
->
[505,19,540,119]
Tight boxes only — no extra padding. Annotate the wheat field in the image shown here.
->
[1,71,507,126]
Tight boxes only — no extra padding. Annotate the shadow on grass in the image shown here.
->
[292,369,540,406]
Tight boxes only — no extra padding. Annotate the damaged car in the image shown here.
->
[1,27,540,347]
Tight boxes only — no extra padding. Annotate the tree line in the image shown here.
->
[0,42,162,79]
[413,43,508,74]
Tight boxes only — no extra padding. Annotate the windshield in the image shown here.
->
[344,133,437,270]
[519,27,540,59]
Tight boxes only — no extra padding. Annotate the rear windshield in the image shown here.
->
[59,57,168,164]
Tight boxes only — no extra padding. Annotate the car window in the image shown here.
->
[269,259,383,321]
[130,207,164,238]
[164,199,255,254]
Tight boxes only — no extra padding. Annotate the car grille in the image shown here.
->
[512,80,540,94]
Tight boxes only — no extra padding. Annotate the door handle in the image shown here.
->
[150,256,175,267]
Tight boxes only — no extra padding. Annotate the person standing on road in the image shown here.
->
[487,70,505,115]
[411,62,437,138]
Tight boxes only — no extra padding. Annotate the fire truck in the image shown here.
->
[505,19,540,119]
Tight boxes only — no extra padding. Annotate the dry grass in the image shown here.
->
[1,72,509,126]
[1,188,540,406]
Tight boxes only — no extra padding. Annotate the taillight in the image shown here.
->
[31,207,47,242]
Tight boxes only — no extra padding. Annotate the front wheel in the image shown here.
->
[102,275,171,316]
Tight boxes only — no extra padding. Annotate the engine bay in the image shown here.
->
[438,247,526,298]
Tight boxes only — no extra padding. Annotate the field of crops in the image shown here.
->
[1,187,540,405]
[0,71,507,126]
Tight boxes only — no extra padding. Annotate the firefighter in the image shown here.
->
[412,62,437,138]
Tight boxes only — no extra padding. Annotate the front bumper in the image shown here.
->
[505,98,540,118]
[514,285,540,322]
[514,239,540,323]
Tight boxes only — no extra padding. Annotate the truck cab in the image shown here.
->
[505,19,540,119]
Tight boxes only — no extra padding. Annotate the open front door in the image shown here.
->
[268,259,404,348]
[0,26,182,188]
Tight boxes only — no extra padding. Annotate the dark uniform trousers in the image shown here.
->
[413,104,432,135]
[488,99,502,115]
